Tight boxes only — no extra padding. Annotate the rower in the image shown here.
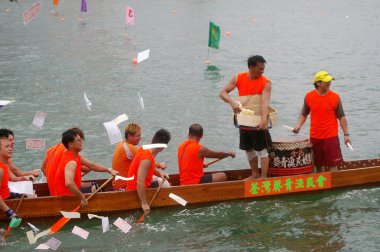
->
[0,137,32,219]
[178,124,235,185]
[0,129,40,180]
[126,129,171,215]
[53,128,118,206]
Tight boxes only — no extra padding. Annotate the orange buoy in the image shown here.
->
[132,58,138,64]
[226,31,231,36]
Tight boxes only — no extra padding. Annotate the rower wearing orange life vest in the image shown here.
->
[127,129,171,215]
[178,124,235,185]
[112,123,141,190]
[54,128,118,206]
[41,143,66,195]
[0,137,32,219]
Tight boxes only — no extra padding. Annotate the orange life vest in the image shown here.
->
[236,72,270,96]
[54,151,82,196]
[126,147,155,190]
[306,90,340,139]
[0,162,10,200]
[178,139,204,185]
[45,144,66,195]
[112,142,138,190]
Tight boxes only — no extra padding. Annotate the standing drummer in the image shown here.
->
[220,55,272,179]
[293,71,351,172]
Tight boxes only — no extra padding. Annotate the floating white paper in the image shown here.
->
[87,214,110,233]
[0,100,14,108]
[45,237,62,251]
[347,143,354,151]
[23,1,41,25]
[27,229,50,244]
[138,92,144,109]
[102,217,110,233]
[84,92,92,111]
[137,49,150,63]
[9,181,34,195]
[32,111,47,128]
[113,217,131,233]
[60,211,81,219]
[28,222,40,233]
[282,125,294,131]
[72,226,89,239]
[169,193,187,206]
[115,175,134,181]
[35,244,49,250]
[103,121,123,145]
[142,144,167,150]
[113,114,129,125]
[26,138,45,150]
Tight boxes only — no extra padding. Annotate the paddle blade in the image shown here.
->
[50,206,80,234]
[136,214,145,224]
[3,218,22,237]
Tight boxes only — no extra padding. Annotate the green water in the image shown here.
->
[1,0,379,251]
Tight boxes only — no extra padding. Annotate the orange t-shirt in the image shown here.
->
[178,140,204,185]
[112,142,138,190]
[306,90,340,139]
[45,144,66,195]
[54,151,82,196]
[0,162,10,200]
[236,72,270,96]
[126,147,155,191]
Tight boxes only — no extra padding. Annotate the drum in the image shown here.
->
[268,137,314,176]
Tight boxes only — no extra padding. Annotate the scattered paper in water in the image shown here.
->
[102,217,110,233]
[0,100,14,108]
[72,226,89,239]
[137,49,150,63]
[84,92,92,111]
[45,237,62,251]
[347,143,354,151]
[88,214,110,233]
[26,138,45,150]
[9,181,34,195]
[113,114,128,125]
[115,175,134,181]
[138,92,144,109]
[103,121,123,145]
[142,144,167,150]
[35,243,49,250]
[27,229,50,245]
[113,217,132,233]
[28,222,40,233]
[32,111,47,128]
[282,125,294,131]
[169,193,187,206]
[60,211,80,218]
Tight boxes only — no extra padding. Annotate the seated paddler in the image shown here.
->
[53,128,118,206]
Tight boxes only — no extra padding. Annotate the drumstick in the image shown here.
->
[347,143,354,151]
[283,125,294,131]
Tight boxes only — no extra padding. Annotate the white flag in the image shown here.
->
[137,49,150,63]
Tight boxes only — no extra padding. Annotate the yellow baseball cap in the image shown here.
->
[313,71,334,83]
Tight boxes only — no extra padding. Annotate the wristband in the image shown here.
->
[5,209,15,219]
[344,133,349,136]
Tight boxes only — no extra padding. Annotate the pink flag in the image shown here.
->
[125,6,134,26]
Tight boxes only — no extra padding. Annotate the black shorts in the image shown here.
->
[199,174,212,184]
[239,129,272,151]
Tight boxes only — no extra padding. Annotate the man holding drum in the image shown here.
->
[293,71,351,172]
[220,55,272,179]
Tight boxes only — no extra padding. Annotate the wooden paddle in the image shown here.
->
[3,194,25,237]
[49,176,114,234]
[204,156,227,167]
[137,178,166,224]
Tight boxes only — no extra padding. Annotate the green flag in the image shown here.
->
[208,21,220,49]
